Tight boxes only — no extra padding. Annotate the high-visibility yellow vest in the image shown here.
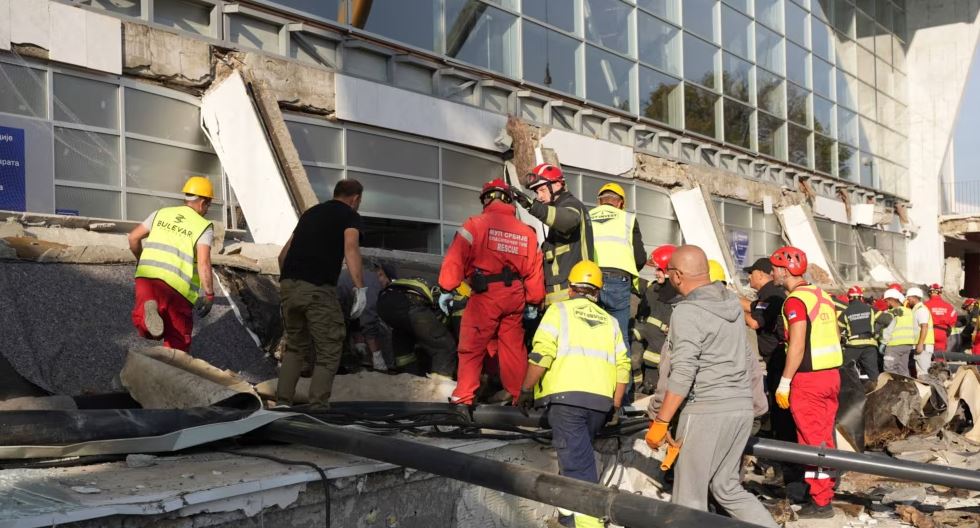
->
[912,303,935,346]
[529,297,630,411]
[887,307,916,346]
[588,204,638,277]
[842,301,877,347]
[782,284,843,371]
[135,205,211,304]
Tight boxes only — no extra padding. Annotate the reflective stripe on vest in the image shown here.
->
[887,307,916,346]
[913,303,935,345]
[844,303,877,347]
[588,205,638,276]
[782,285,843,371]
[135,205,211,304]
[388,278,435,304]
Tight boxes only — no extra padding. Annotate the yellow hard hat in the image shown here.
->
[569,260,603,289]
[708,259,726,283]
[182,176,214,199]
[598,182,626,205]
[455,281,472,298]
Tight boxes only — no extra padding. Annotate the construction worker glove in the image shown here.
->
[775,376,792,410]
[516,388,534,417]
[438,292,453,315]
[196,293,214,318]
[509,186,534,209]
[351,287,368,319]
[645,419,669,449]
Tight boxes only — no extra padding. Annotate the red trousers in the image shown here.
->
[132,277,194,351]
[789,369,840,507]
[452,282,526,405]
[934,328,949,353]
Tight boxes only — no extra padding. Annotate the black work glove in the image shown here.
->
[516,388,534,416]
[607,406,622,427]
[510,186,534,209]
[196,293,215,318]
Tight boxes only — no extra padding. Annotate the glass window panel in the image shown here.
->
[758,112,784,158]
[837,70,857,109]
[858,80,875,119]
[838,107,859,145]
[56,186,121,219]
[360,0,437,51]
[838,143,858,180]
[856,11,875,51]
[786,81,808,126]
[0,63,47,118]
[788,122,810,166]
[637,215,681,246]
[894,9,907,41]
[811,20,833,60]
[725,202,752,227]
[584,0,631,54]
[755,0,783,33]
[639,66,682,125]
[786,42,809,88]
[684,0,717,42]
[523,21,580,96]
[125,89,207,147]
[228,14,281,52]
[636,186,676,218]
[154,0,213,35]
[684,34,718,89]
[347,130,438,178]
[85,0,140,17]
[265,0,344,21]
[721,5,751,59]
[638,11,681,75]
[523,0,577,32]
[813,57,832,99]
[813,95,833,136]
[877,0,893,32]
[442,185,482,223]
[893,38,906,72]
[127,192,221,223]
[859,152,874,187]
[639,0,681,24]
[442,149,502,187]
[785,1,807,46]
[876,59,894,95]
[586,46,633,111]
[685,84,719,137]
[724,0,752,13]
[836,36,857,74]
[756,25,785,75]
[875,32,893,65]
[724,98,753,149]
[859,116,876,152]
[304,166,343,201]
[289,33,339,68]
[54,128,120,186]
[348,171,439,220]
[722,52,752,103]
[286,121,342,164]
[126,139,221,193]
[53,74,118,130]
[757,68,785,117]
[814,133,833,173]
[446,1,518,76]
[832,0,855,37]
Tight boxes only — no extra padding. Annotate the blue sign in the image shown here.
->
[0,127,26,212]
[729,230,750,268]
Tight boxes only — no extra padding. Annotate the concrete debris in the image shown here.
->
[0,239,16,260]
[120,347,260,409]
[895,505,936,528]
[882,486,928,505]
[125,454,158,468]
[944,367,980,442]
[39,245,136,264]
[766,499,797,525]
[87,222,117,232]
[122,22,212,89]
[211,253,262,273]
[70,486,103,495]
[255,370,457,404]
[0,395,76,411]
[0,218,25,239]
[215,268,283,353]
[2,236,68,261]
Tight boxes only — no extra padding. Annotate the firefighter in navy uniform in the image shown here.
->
[632,244,680,394]
[839,285,879,386]
[377,277,457,379]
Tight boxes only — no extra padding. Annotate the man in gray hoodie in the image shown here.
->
[645,245,777,527]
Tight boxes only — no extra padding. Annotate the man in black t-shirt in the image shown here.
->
[275,179,366,409]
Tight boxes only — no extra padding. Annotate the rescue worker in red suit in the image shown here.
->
[925,284,956,353]
[771,246,843,519]
[438,179,545,405]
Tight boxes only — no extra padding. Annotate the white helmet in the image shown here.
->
[883,288,905,303]
[906,287,924,299]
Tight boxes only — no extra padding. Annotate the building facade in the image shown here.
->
[1,0,978,285]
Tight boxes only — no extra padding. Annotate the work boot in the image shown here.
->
[143,300,163,339]
[796,502,834,519]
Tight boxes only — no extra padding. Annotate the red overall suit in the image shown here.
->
[925,296,956,352]
[439,200,544,405]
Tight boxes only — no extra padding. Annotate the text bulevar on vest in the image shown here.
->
[135,205,212,304]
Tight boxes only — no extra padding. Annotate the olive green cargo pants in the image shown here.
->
[276,278,346,407]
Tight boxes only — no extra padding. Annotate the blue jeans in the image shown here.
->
[548,403,607,482]
[600,271,631,349]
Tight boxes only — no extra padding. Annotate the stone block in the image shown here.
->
[122,22,211,88]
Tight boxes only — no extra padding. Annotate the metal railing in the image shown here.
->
[942,181,980,215]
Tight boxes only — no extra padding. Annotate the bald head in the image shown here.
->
[668,245,711,296]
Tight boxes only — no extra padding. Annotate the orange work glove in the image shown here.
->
[660,434,682,471]
[775,377,792,410]
[645,419,669,449]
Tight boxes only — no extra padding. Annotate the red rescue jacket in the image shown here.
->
[925,296,956,331]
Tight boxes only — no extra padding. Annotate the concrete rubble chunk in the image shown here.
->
[895,505,936,528]
[2,237,68,261]
[126,454,158,468]
[121,22,212,88]
[43,245,136,264]
[883,487,928,505]
[0,395,76,411]
[0,219,25,239]
[211,253,262,273]
[0,240,16,260]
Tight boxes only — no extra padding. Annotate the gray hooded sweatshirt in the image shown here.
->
[657,282,762,415]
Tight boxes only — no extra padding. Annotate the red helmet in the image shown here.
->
[480,178,513,203]
[649,244,677,272]
[848,285,864,297]
[963,298,977,310]
[769,246,808,276]
[887,283,904,293]
[526,163,564,190]
[929,283,943,292]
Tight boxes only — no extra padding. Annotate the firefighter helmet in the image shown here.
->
[649,244,677,272]
[848,285,864,298]
[526,163,564,190]
[480,178,513,204]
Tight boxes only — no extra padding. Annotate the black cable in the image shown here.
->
[219,449,330,528]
